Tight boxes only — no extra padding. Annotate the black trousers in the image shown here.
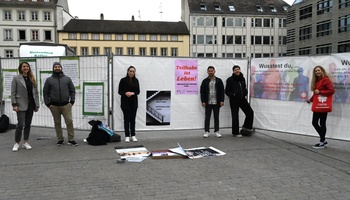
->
[229,98,254,135]
[204,104,220,132]
[15,100,35,143]
[121,107,137,137]
[312,112,328,142]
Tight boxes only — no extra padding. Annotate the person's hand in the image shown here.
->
[125,92,134,97]
[306,100,310,104]
[202,102,206,107]
[314,89,320,94]
[35,107,39,112]
[220,102,224,107]
[13,106,18,112]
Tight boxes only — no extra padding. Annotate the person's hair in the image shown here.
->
[18,62,36,86]
[207,66,215,71]
[310,65,329,91]
[126,66,136,79]
[232,65,241,71]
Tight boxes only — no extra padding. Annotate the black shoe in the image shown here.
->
[323,141,328,146]
[57,140,64,146]
[68,140,78,146]
[312,143,325,149]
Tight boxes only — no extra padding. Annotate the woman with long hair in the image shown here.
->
[118,66,140,142]
[11,62,40,151]
[307,66,334,149]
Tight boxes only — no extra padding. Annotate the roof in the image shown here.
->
[187,0,290,15]
[0,0,57,8]
[60,19,190,35]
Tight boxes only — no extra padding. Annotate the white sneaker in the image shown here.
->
[12,143,20,152]
[234,134,243,138]
[125,137,130,143]
[215,132,222,138]
[131,136,138,142]
[22,142,32,150]
[203,132,209,138]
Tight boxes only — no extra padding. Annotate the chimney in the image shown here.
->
[131,15,135,21]
[100,13,104,20]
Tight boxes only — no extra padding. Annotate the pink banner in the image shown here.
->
[175,60,198,95]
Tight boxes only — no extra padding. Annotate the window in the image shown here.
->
[31,11,38,20]
[104,34,111,40]
[171,48,178,56]
[4,29,13,40]
[44,0,50,2]
[263,36,273,45]
[68,33,77,39]
[339,0,350,9]
[235,18,245,27]
[317,0,333,15]
[214,4,221,11]
[339,15,350,33]
[279,19,287,27]
[127,34,135,40]
[256,5,263,12]
[81,47,88,55]
[252,18,262,27]
[235,53,245,58]
[193,16,215,26]
[299,46,311,55]
[115,47,123,55]
[139,48,146,56]
[235,35,245,44]
[92,34,99,40]
[43,12,51,21]
[338,40,350,52]
[228,5,236,11]
[299,25,312,40]
[279,36,287,45]
[316,43,332,54]
[139,34,146,41]
[170,35,178,41]
[263,18,273,27]
[200,3,207,10]
[104,47,111,55]
[161,48,167,56]
[70,47,77,54]
[196,17,205,26]
[287,49,296,56]
[317,20,332,37]
[4,11,12,20]
[116,34,123,40]
[5,50,13,57]
[18,11,25,20]
[150,35,157,41]
[80,33,88,40]
[150,48,157,56]
[269,5,277,12]
[160,35,167,41]
[251,36,262,44]
[44,30,52,40]
[31,30,39,40]
[92,47,99,55]
[127,48,134,55]
[225,18,234,26]
[300,5,312,20]
[18,30,26,40]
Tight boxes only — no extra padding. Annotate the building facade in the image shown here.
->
[58,17,190,57]
[0,0,72,57]
[181,0,290,58]
[286,0,350,56]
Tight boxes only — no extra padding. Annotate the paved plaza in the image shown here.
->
[0,127,349,200]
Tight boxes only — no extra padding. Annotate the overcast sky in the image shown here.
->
[68,0,294,22]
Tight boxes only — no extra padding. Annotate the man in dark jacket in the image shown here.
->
[43,62,77,146]
[225,65,254,137]
[200,66,225,138]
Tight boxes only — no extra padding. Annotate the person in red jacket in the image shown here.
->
[307,66,334,149]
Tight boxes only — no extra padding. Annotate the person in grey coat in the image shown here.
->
[11,62,39,152]
[43,62,77,146]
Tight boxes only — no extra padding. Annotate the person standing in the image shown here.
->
[225,65,254,137]
[307,66,334,149]
[200,66,225,138]
[118,66,140,143]
[11,62,40,151]
[43,62,77,146]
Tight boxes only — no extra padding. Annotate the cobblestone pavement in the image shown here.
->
[0,127,349,200]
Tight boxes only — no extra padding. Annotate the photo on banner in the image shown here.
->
[146,91,171,126]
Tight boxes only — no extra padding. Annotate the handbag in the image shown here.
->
[311,94,332,112]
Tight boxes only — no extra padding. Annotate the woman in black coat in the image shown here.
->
[118,66,140,142]
[225,65,254,137]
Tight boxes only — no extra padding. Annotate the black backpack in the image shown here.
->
[0,114,9,133]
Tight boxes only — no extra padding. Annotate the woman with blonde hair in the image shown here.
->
[307,66,334,149]
[11,62,40,151]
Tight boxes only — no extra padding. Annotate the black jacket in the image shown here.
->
[200,76,225,104]
[225,73,248,101]
[118,77,140,109]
